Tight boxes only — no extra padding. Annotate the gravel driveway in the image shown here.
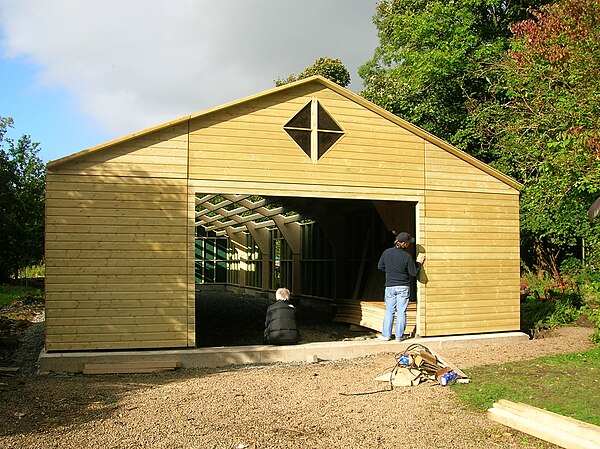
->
[0,326,594,449]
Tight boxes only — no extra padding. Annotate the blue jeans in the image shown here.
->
[382,286,410,339]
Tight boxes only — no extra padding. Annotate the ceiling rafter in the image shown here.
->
[194,193,304,237]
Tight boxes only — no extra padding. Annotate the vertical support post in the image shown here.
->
[187,186,196,348]
[415,201,424,338]
[246,222,271,292]
[272,216,302,294]
[225,229,248,288]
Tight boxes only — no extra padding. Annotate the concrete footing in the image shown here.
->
[38,331,529,374]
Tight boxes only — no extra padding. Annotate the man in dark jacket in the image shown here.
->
[264,287,299,345]
[377,232,426,341]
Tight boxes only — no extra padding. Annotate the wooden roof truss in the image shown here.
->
[195,194,305,236]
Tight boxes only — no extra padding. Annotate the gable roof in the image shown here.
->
[47,75,520,190]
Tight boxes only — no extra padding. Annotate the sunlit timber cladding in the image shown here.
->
[45,76,521,351]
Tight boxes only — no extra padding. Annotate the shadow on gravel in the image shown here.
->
[0,365,258,437]
[0,290,378,437]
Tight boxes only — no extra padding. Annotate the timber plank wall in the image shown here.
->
[423,142,520,335]
[45,76,520,351]
[45,123,194,351]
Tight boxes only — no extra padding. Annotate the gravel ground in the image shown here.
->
[0,326,595,448]
[0,291,596,448]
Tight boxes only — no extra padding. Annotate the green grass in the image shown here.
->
[455,347,600,426]
[18,264,45,279]
[0,284,43,308]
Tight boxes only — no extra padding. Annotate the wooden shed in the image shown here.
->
[45,75,521,352]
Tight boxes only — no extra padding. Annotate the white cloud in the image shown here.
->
[0,0,378,138]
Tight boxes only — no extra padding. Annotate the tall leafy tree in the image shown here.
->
[0,117,45,282]
[472,0,600,278]
[359,0,551,162]
[275,57,351,87]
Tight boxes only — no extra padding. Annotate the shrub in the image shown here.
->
[520,266,599,344]
[582,306,600,345]
[520,272,583,335]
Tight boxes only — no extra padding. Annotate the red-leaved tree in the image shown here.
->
[474,0,600,279]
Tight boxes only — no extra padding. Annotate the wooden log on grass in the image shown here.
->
[487,400,600,449]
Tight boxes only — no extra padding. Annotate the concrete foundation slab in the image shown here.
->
[38,331,529,374]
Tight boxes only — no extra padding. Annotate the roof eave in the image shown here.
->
[314,77,522,190]
[47,76,322,169]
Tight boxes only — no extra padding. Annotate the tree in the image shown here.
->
[0,117,45,282]
[275,57,351,87]
[472,0,600,278]
[359,0,551,162]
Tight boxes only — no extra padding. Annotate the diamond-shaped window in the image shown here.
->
[284,99,344,162]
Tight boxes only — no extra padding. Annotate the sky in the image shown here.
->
[0,0,380,163]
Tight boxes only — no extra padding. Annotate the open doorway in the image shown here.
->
[194,193,417,347]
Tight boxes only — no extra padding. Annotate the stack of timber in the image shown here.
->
[83,361,181,375]
[0,367,20,376]
[488,400,600,449]
[334,299,417,335]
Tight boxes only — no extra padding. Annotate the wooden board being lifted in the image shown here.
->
[83,361,181,375]
[334,299,416,335]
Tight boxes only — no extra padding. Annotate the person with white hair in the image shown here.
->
[264,287,299,345]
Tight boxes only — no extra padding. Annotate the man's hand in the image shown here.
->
[416,254,426,264]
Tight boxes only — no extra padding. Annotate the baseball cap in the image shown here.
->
[395,232,415,243]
